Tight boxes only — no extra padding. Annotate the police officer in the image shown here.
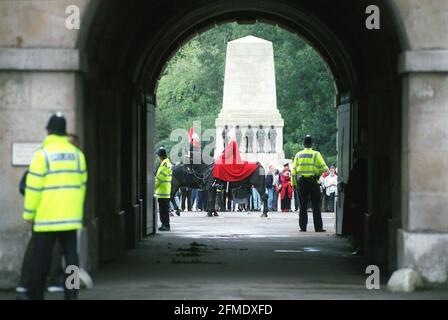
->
[291,135,328,232]
[23,113,87,299]
[155,147,173,231]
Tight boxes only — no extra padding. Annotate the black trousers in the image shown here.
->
[273,190,279,211]
[298,177,324,231]
[27,230,79,300]
[181,189,192,211]
[19,229,64,289]
[216,191,225,211]
[281,196,291,210]
[327,192,336,212]
[198,191,208,210]
[223,190,232,211]
[158,198,170,228]
[293,189,300,210]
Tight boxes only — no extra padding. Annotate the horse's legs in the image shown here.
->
[207,189,216,217]
[255,184,269,217]
[170,180,181,216]
[213,190,219,216]
[227,188,233,211]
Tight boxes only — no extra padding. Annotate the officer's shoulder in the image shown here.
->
[72,145,86,158]
[162,160,171,166]
[32,148,45,162]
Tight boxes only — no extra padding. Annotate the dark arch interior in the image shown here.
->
[82,0,402,273]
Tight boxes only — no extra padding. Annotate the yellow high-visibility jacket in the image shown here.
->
[291,148,328,187]
[23,135,87,232]
[154,158,172,199]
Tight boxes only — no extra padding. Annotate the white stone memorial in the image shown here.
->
[215,35,286,169]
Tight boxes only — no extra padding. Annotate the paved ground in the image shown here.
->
[1,211,448,300]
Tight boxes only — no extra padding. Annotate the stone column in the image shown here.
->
[390,0,448,285]
[398,50,448,284]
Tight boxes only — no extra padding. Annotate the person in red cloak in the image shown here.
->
[280,163,293,212]
[212,140,259,190]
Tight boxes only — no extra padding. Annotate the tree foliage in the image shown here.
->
[156,22,337,165]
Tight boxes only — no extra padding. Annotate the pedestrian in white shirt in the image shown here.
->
[324,166,338,212]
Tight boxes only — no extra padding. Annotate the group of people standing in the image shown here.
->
[165,142,338,217]
[265,163,338,214]
[157,134,336,234]
[169,187,207,212]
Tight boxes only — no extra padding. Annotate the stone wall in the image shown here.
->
[0,0,92,288]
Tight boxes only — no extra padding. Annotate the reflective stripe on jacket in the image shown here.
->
[23,135,87,232]
[155,158,172,199]
[291,148,328,187]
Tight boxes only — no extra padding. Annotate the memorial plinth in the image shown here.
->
[215,35,285,169]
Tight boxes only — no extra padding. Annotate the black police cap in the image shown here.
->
[156,147,167,157]
[303,135,313,147]
[46,112,67,135]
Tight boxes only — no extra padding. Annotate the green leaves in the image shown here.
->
[156,22,336,163]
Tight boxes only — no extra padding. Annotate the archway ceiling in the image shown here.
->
[84,0,400,99]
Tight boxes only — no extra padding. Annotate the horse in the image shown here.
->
[169,162,209,215]
[170,162,269,217]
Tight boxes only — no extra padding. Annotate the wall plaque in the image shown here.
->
[12,143,41,166]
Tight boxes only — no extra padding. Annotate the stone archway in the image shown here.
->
[81,0,403,276]
[4,0,448,289]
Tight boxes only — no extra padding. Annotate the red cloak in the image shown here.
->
[213,141,259,182]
